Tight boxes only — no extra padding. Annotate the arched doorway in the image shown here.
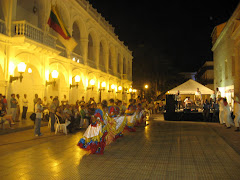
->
[11,64,42,112]
[88,34,94,62]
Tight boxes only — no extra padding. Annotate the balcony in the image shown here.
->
[13,21,56,49]
[87,59,96,68]
[122,74,132,81]
[56,45,67,58]
[108,69,114,76]
[71,52,84,64]
[99,64,106,72]
[0,19,6,34]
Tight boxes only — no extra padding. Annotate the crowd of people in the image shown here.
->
[175,87,240,131]
[77,97,149,154]
[0,93,28,128]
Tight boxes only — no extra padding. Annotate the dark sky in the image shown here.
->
[88,0,239,75]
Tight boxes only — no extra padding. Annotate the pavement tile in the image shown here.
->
[1,114,240,179]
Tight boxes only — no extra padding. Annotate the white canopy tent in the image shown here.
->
[167,79,214,95]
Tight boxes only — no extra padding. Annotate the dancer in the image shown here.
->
[77,108,107,154]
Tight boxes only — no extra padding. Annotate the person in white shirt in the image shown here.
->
[61,95,68,106]
[216,88,221,101]
[22,94,28,120]
[194,88,202,106]
[233,96,240,131]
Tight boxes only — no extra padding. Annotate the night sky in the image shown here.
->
[88,0,239,83]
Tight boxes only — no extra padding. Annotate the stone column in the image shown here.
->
[94,44,100,69]
[105,51,109,73]
[80,38,88,65]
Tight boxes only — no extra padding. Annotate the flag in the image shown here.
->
[47,6,77,51]
[48,6,71,40]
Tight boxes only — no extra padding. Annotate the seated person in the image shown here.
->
[184,97,192,108]
[0,103,15,127]
[80,105,91,127]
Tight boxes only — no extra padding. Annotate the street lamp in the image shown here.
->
[129,88,133,93]
[70,75,80,89]
[10,62,27,83]
[109,84,115,93]
[116,86,122,93]
[144,84,149,89]
[99,81,106,91]
[87,79,95,90]
[46,70,58,86]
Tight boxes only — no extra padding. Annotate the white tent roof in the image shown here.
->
[167,79,213,95]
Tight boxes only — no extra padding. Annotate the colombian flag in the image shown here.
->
[47,6,71,40]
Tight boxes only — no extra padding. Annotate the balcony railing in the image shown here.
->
[99,64,106,72]
[56,45,67,58]
[13,20,56,49]
[87,59,96,68]
[71,52,84,64]
[0,19,6,34]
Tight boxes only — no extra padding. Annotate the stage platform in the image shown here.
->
[164,110,219,122]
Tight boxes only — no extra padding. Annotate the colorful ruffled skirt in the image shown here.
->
[125,113,137,132]
[77,123,107,154]
[113,116,126,138]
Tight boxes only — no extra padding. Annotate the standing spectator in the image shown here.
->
[216,88,221,100]
[233,96,240,132]
[2,95,7,112]
[203,99,210,121]
[219,98,225,125]
[15,94,20,121]
[212,101,219,122]
[61,95,68,106]
[80,96,85,104]
[175,90,181,110]
[55,96,60,107]
[194,88,202,106]
[22,94,28,120]
[49,96,53,105]
[42,96,49,108]
[210,90,216,104]
[33,94,38,112]
[223,98,234,129]
[49,98,58,132]
[10,94,17,122]
[35,98,43,136]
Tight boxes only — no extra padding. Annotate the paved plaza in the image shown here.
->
[1,114,240,179]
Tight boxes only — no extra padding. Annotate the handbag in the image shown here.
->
[30,113,36,121]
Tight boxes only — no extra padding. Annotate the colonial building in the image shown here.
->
[0,0,133,111]
[195,61,214,90]
[211,3,240,105]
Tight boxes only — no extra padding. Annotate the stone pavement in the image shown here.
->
[0,116,48,135]
[0,114,240,179]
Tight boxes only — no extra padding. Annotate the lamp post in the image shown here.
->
[99,81,106,102]
[10,62,27,83]
[87,79,95,90]
[70,75,80,89]
[46,70,59,86]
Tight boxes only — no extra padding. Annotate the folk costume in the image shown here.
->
[77,109,107,154]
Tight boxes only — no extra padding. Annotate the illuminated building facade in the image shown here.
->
[211,3,240,105]
[0,0,133,111]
